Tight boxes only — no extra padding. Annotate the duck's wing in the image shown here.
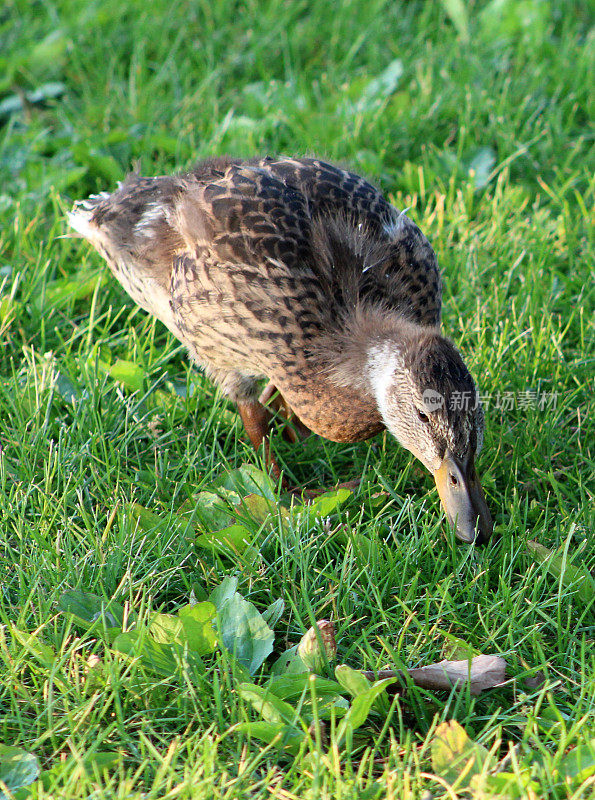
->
[256,157,396,232]
[166,163,334,376]
[256,157,441,327]
[260,158,441,327]
[70,156,440,369]
[69,162,333,358]
[357,212,442,327]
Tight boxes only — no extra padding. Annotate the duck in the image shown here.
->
[68,155,493,544]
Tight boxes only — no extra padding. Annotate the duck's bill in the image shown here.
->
[434,450,493,544]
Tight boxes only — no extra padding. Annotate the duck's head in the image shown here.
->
[369,328,493,544]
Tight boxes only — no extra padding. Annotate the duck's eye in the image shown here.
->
[417,409,429,423]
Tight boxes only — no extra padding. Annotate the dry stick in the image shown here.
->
[361,654,507,696]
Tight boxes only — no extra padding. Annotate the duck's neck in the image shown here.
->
[365,338,406,420]
[317,308,433,398]
[270,310,440,442]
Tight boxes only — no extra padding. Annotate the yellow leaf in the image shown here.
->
[431,720,489,787]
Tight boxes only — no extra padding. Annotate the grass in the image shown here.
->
[0,0,594,796]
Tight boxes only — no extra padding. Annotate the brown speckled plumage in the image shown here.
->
[69,156,440,439]
[69,155,493,543]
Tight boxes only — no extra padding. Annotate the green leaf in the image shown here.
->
[101,358,146,392]
[113,630,204,677]
[0,745,40,798]
[357,59,404,112]
[307,488,353,517]
[558,738,595,782]
[213,464,276,501]
[55,750,122,778]
[335,664,372,698]
[138,489,270,563]
[264,674,349,723]
[238,683,299,726]
[177,603,218,654]
[0,83,66,118]
[113,631,177,676]
[235,721,304,755]
[9,628,56,668]
[0,95,26,118]
[343,682,393,729]
[209,579,275,672]
[334,527,377,563]
[236,492,280,525]
[71,143,122,183]
[470,771,540,798]
[477,768,541,797]
[58,591,125,627]
[82,751,121,771]
[129,504,193,542]
[57,591,133,642]
[129,503,164,531]
[148,613,184,645]
[196,522,257,558]
[144,605,217,656]
[209,577,239,611]
[192,490,274,562]
[430,720,489,787]
[527,541,595,604]
[28,82,67,104]
[35,271,105,312]
[54,372,79,404]
[47,165,89,194]
[439,0,470,42]
[467,146,497,189]
[267,674,344,703]
[479,0,549,44]
[192,491,234,531]
[23,30,69,74]
[336,679,394,743]
[261,598,284,629]
[165,374,206,399]
[295,488,352,525]
[270,644,308,676]
[441,633,481,661]
[216,592,274,674]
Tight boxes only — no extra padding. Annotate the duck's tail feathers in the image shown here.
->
[67,176,187,272]
[67,192,114,246]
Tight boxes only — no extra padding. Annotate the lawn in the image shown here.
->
[0,0,594,797]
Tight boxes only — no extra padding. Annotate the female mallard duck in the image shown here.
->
[69,155,493,544]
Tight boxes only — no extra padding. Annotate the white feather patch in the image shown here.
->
[367,342,401,421]
[135,201,166,236]
[383,206,412,240]
[67,209,96,240]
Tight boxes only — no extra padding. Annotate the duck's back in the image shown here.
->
[69,156,441,385]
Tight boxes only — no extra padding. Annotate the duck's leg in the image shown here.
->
[236,399,283,483]
[224,374,355,496]
[258,381,311,443]
[256,382,360,496]
[209,369,284,484]
[237,398,359,496]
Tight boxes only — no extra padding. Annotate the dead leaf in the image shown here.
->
[363,654,507,695]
